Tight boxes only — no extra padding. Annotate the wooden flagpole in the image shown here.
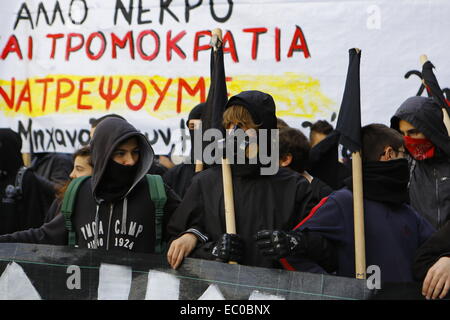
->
[212,28,238,264]
[352,48,366,280]
[352,150,366,279]
[22,153,31,167]
[221,157,238,264]
[195,160,204,172]
[420,54,450,137]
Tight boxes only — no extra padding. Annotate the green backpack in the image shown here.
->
[61,174,167,253]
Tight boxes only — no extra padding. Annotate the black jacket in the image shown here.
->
[31,152,73,188]
[413,220,450,281]
[44,198,62,223]
[391,96,450,229]
[163,163,195,199]
[0,119,181,253]
[168,166,313,268]
[0,129,54,235]
[309,177,333,204]
[167,91,314,268]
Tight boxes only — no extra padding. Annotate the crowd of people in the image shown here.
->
[1,92,449,300]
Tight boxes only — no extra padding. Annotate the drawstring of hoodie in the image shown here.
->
[93,204,100,249]
[121,197,128,235]
[91,197,129,250]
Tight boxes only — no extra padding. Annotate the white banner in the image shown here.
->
[1,0,449,154]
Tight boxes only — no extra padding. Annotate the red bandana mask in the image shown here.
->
[403,136,435,160]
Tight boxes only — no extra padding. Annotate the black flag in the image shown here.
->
[201,32,228,135]
[404,70,426,96]
[336,49,362,153]
[197,31,228,166]
[422,60,450,115]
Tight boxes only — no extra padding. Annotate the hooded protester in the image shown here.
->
[255,124,435,283]
[163,102,205,199]
[391,96,450,229]
[166,91,313,269]
[0,129,54,235]
[0,118,181,253]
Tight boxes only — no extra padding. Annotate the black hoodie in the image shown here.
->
[0,119,181,253]
[226,91,277,131]
[391,96,450,229]
[225,91,278,177]
[167,91,314,268]
[0,129,54,235]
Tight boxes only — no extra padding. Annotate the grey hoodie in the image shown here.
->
[391,96,450,229]
[0,118,181,253]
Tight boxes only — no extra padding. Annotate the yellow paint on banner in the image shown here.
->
[0,73,335,120]
[227,73,335,118]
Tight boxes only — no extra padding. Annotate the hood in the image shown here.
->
[0,128,23,178]
[90,117,154,201]
[390,96,450,157]
[225,90,277,130]
[224,91,278,177]
[188,102,205,122]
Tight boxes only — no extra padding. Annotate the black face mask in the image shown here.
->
[97,159,138,202]
[344,158,410,206]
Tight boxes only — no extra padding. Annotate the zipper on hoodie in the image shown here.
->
[106,203,114,250]
[434,168,441,227]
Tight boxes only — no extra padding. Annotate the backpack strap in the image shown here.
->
[61,176,90,247]
[145,174,167,254]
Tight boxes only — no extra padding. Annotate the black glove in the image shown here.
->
[210,233,244,263]
[255,230,304,259]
